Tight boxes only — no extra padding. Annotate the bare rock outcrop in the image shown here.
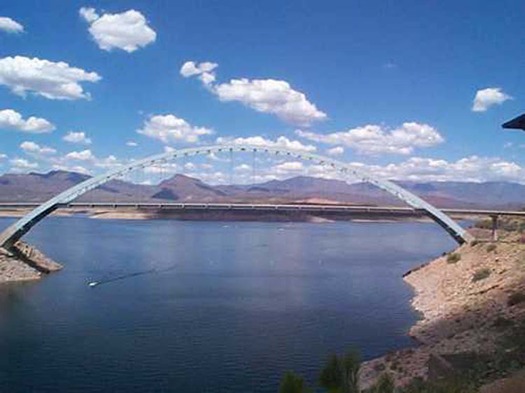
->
[0,242,62,283]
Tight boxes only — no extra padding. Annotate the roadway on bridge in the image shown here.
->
[1,202,524,217]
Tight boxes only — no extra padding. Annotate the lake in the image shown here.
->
[0,217,457,392]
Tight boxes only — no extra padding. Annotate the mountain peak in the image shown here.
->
[34,170,91,183]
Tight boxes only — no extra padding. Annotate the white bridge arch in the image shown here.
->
[0,144,472,248]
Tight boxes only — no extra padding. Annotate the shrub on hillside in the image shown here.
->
[487,244,497,252]
[319,350,360,393]
[279,372,307,393]
[475,219,493,230]
[472,268,491,282]
[475,217,525,232]
[447,253,461,264]
[370,373,395,393]
[507,292,525,307]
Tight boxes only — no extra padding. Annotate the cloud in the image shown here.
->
[213,79,327,126]
[59,150,122,172]
[180,61,326,126]
[0,17,24,33]
[0,109,55,133]
[65,149,95,161]
[296,122,443,155]
[126,140,138,147]
[79,7,98,23]
[220,154,525,184]
[0,56,101,100]
[137,114,213,144]
[234,163,251,172]
[4,143,125,174]
[180,61,218,84]
[345,155,524,183]
[274,161,304,174]
[216,135,317,152]
[184,162,196,171]
[10,158,38,172]
[472,87,512,112]
[94,155,120,169]
[63,131,92,145]
[327,146,344,156]
[79,7,156,52]
[143,161,178,175]
[20,141,56,156]
[52,164,91,175]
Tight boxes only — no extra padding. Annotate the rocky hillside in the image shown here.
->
[360,221,525,391]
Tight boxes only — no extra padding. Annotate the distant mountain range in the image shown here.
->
[1,170,524,209]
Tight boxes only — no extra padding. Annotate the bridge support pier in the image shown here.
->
[490,215,499,242]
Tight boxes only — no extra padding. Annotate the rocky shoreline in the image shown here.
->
[0,207,429,223]
[0,242,62,284]
[360,226,525,390]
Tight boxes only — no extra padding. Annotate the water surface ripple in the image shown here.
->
[0,218,456,392]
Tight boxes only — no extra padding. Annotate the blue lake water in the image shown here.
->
[0,217,457,392]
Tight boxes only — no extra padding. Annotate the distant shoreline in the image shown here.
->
[0,207,432,223]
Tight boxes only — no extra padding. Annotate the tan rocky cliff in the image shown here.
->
[360,227,525,390]
[0,241,62,283]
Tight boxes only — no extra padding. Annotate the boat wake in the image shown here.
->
[88,264,179,288]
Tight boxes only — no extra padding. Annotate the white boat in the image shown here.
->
[88,281,99,287]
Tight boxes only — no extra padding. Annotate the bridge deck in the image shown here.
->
[0,202,523,217]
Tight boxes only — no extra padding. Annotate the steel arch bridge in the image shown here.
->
[0,143,472,249]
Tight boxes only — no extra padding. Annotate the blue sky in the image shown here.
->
[1,0,524,183]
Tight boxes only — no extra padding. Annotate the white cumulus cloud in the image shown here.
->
[216,135,317,152]
[138,114,213,144]
[472,87,512,112]
[296,122,443,155]
[63,131,92,145]
[274,161,304,174]
[10,158,38,172]
[180,61,326,126]
[214,79,327,126]
[65,149,95,161]
[327,146,344,156]
[234,163,252,173]
[94,155,120,169]
[80,7,156,52]
[58,150,122,172]
[0,109,55,133]
[346,155,525,183]
[52,164,91,175]
[0,56,101,100]
[0,17,24,33]
[180,61,218,85]
[227,155,525,184]
[20,141,56,156]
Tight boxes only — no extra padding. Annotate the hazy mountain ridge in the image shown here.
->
[0,170,524,209]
